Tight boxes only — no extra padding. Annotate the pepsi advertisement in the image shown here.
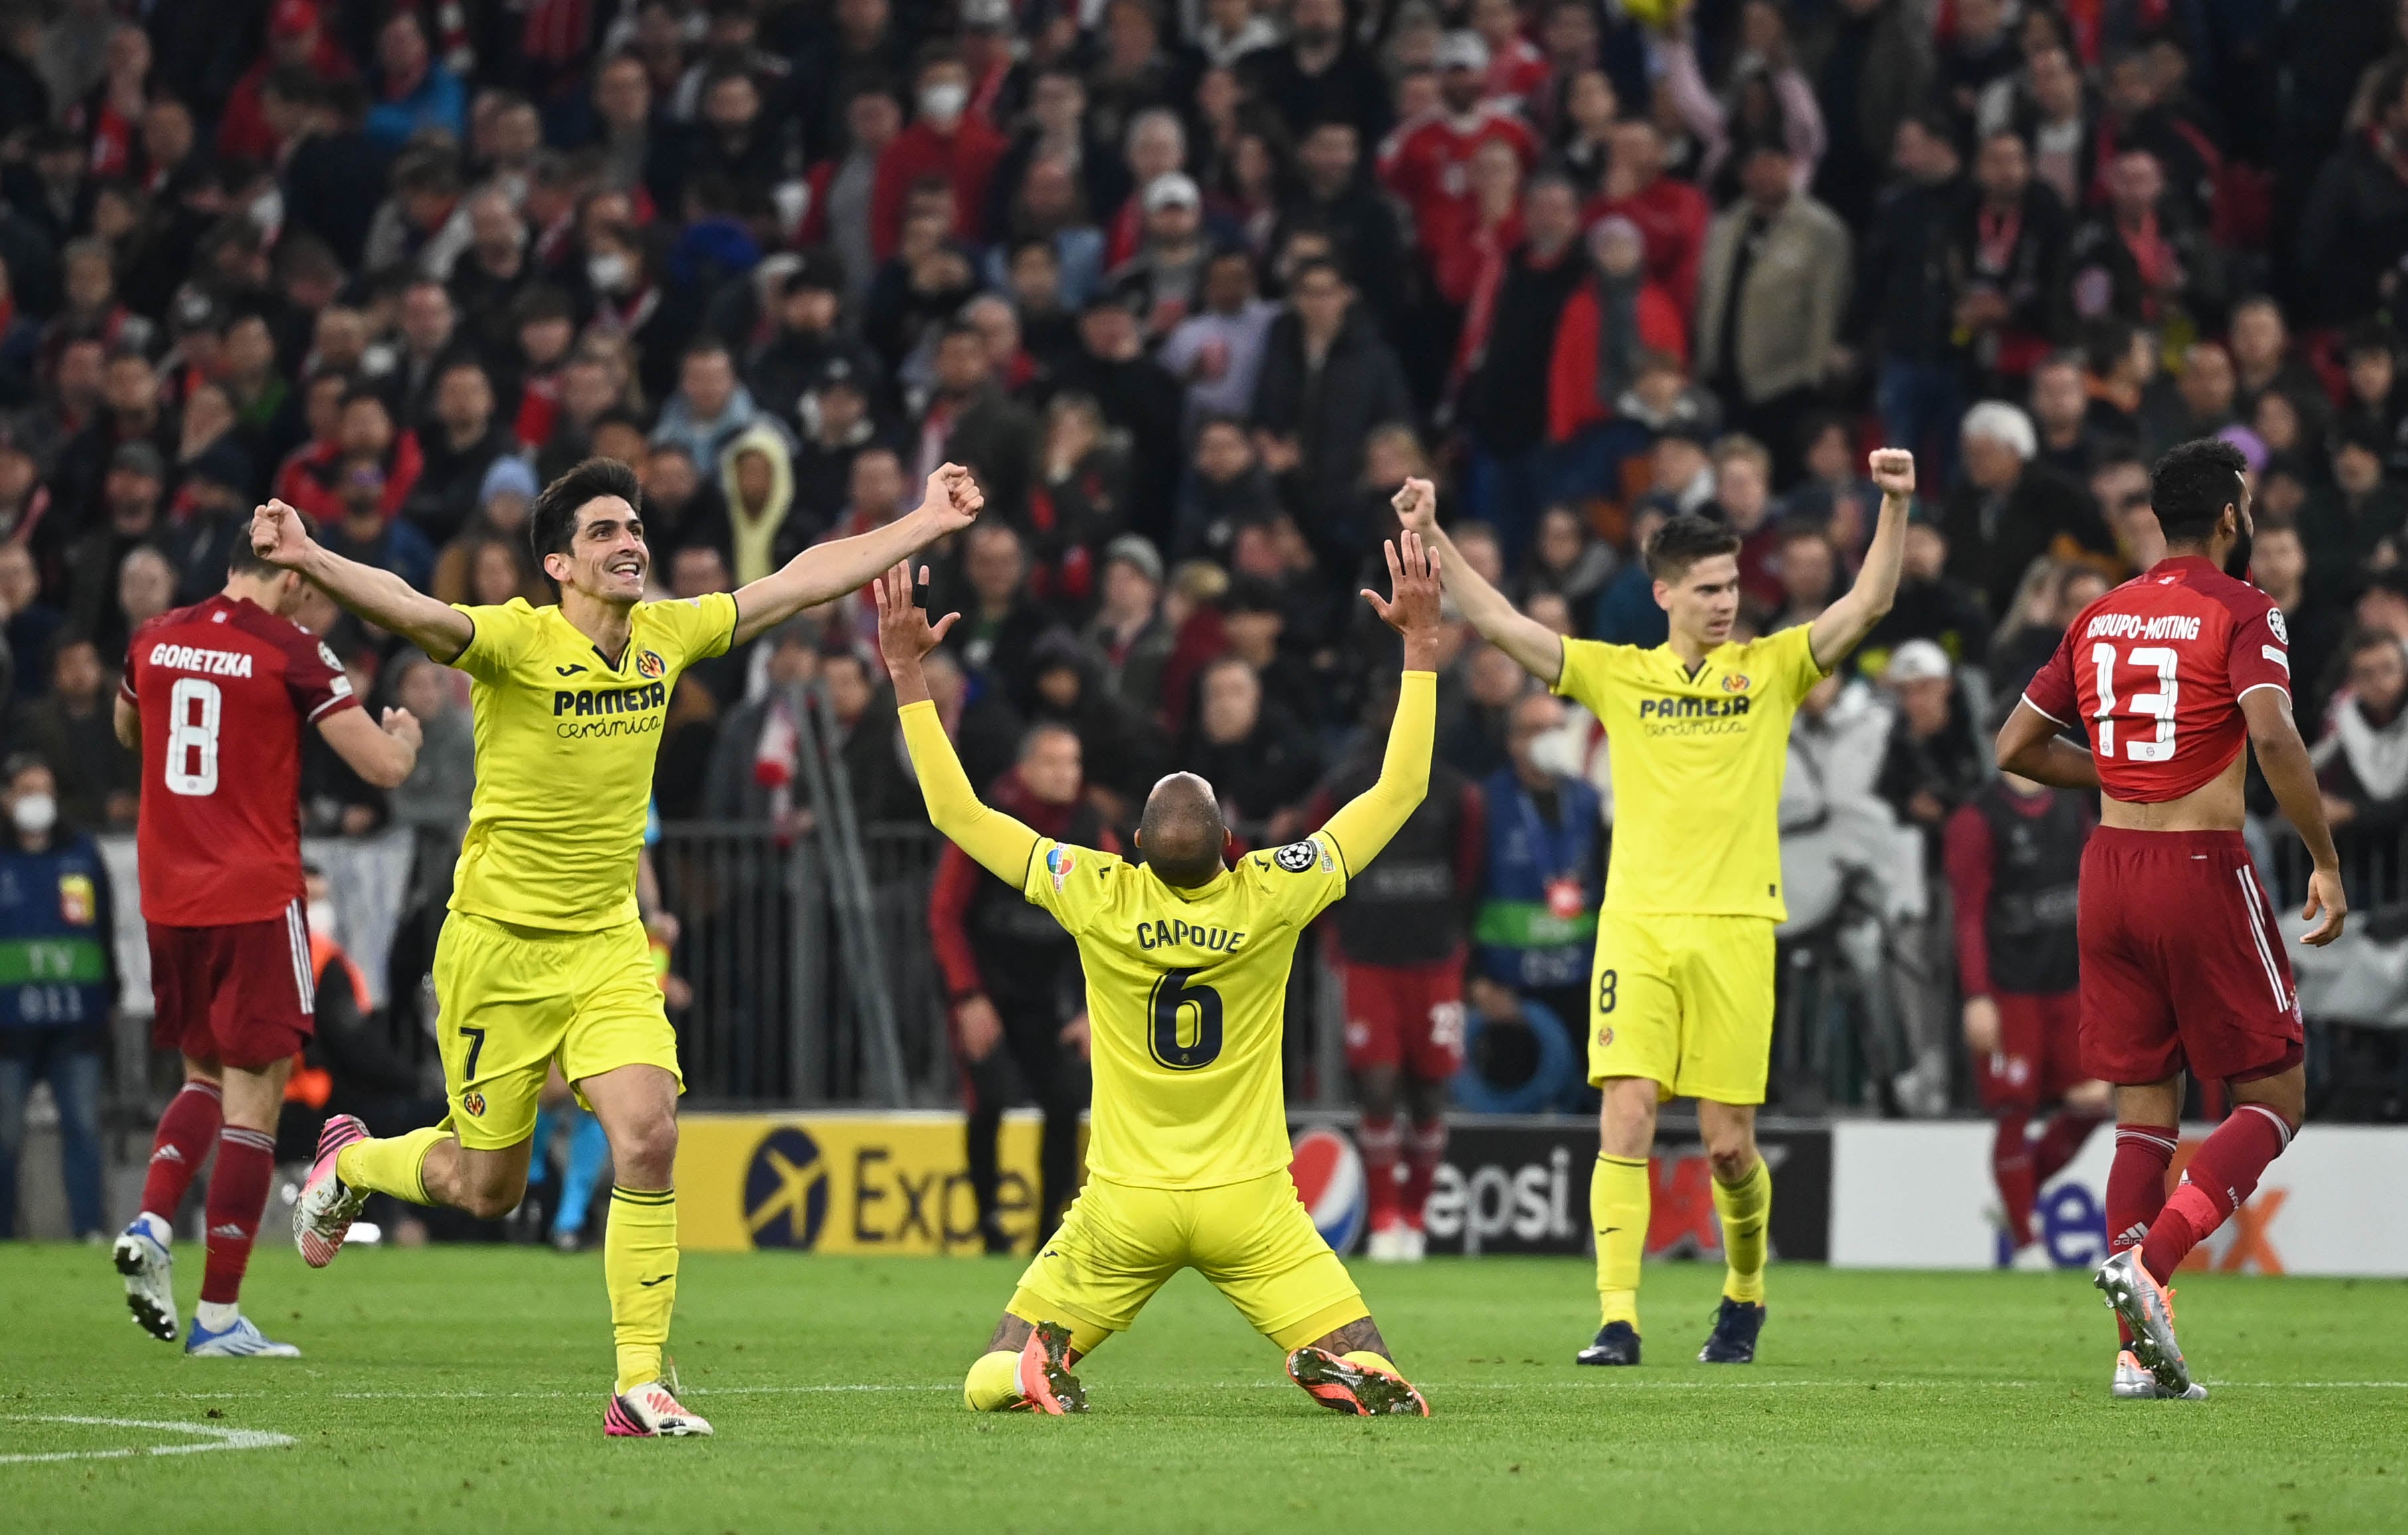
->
[1288,1114,1832,1262]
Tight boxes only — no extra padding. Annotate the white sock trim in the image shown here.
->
[2236,1102,2295,1150]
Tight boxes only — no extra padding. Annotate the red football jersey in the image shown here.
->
[2023,556,2292,803]
[119,594,358,926]
[1377,106,1542,296]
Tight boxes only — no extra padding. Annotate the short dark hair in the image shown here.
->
[530,457,644,569]
[2149,437,2250,546]
[229,510,312,577]
[1643,510,1744,581]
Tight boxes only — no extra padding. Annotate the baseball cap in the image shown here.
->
[1884,638,1953,684]
[1142,172,1202,214]
[1435,30,1490,72]
[110,441,165,480]
[270,0,318,37]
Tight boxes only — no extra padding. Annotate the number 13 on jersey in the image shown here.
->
[2090,644,2179,762]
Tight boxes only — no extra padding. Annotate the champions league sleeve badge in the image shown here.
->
[1274,840,1320,873]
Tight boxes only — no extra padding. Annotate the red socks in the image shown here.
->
[2032,1111,2103,1187]
[1402,1119,1447,1231]
[2106,1123,2176,1257]
[201,1126,278,1306]
[2140,1104,2294,1282]
[1991,1111,2036,1247]
[1359,1116,1402,1230]
[2106,1124,2176,1346]
[141,1080,223,1221]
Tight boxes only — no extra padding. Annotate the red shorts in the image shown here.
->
[148,903,315,1071]
[2077,828,2304,1086]
[1973,991,2088,1110]
[1338,952,1465,1078]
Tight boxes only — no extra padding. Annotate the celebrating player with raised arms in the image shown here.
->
[881,520,1447,1418]
[1397,455,1913,1368]
[110,534,421,1356]
[1995,438,2345,1401]
[260,456,985,1437]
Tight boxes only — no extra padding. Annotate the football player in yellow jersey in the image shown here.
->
[1398,452,1916,1367]
[877,528,1446,1418]
[251,457,986,1436]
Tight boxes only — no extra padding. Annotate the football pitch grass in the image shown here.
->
[5,1245,2405,1533]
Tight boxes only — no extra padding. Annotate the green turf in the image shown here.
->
[5,1244,2405,1533]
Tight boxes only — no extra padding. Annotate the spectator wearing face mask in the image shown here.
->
[871,45,1007,260]
[0,753,115,1239]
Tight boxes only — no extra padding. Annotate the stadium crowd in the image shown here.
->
[11,0,2408,1236]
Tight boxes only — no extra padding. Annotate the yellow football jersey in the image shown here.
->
[445,593,736,930]
[1555,623,1825,920]
[1020,831,1352,1190]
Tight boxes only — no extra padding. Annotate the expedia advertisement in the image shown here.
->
[677,1111,1065,1254]
[1288,1113,1831,1261]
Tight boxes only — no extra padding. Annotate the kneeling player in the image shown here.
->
[1999,438,2346,1399]
[1942,756,2108,1269]
[878,528,1445,1417]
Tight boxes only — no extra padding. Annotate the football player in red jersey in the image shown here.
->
[108,532,421,1356]
[1995,437,2346,1401]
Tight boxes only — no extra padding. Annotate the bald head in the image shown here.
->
[1138,771,1229,888]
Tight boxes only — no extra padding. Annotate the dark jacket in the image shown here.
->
[1464,242,1587,457]
[1852,173,1967,363]
[1940,464,2114,619]
[2299,130,2408,328]
[1250,306,1413,527]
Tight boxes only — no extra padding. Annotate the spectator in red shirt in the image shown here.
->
[217,0,353,165]
[870,43,1007,261]
[1587,118,1710,319]
[1548,216,1690,447]
[1381,31,1542,308]
[1470,0,1551,109]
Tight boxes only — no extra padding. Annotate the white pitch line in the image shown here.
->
[0,1415,295,1467]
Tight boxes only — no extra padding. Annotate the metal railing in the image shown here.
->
[654,819,957,1106]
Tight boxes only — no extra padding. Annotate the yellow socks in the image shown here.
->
[607,1186,678,1394]
[335,1126,447,1203]
[1591,1154,1649,1330]
[964,1349,1022,1411]
[1713,1158,1772,1304]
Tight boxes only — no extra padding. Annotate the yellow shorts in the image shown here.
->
[1587,911,1775,1104]
[1007,1169,1365,1352]
[431,911,682,1151]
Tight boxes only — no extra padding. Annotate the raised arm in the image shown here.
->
[251,499,474,661]
[1809,449,1913,670]
[875,561,1040,884]
[2243,686,2348,946]
[730,464,984,647]
[1393,477,1565,686]
[1322,531,1442,867]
